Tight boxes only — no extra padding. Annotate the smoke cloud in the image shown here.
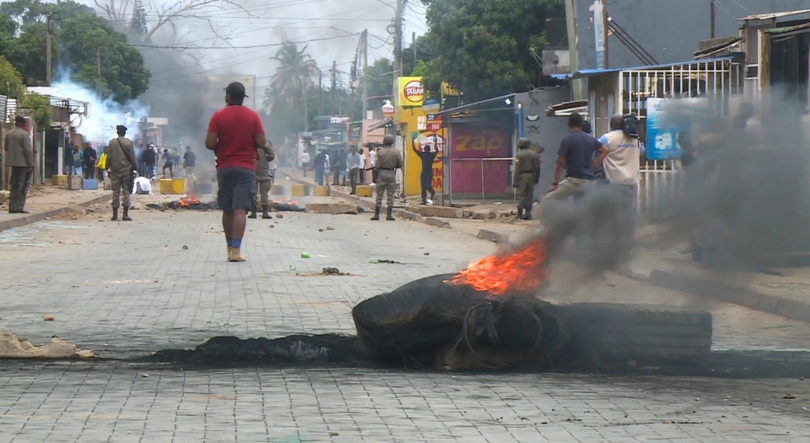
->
[51,72,150,146]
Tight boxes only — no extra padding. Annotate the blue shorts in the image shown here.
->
[217,167,256,212]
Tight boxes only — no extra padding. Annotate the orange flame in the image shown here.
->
[451,238,548,296]
[179,192,200,207]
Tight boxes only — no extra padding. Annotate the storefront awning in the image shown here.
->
[435,93,516,116]
[366,118,392,132]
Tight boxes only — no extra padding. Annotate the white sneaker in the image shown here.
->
[426,199,433,206]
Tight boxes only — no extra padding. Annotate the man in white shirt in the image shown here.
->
[300,151,310,177]
[597,114,645,245]
[132,172,152,195]
[368,146,378,184]
[345,146,362,195]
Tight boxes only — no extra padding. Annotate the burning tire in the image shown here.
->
[550,303,712,366]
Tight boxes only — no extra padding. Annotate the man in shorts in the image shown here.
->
[205,81,266,262]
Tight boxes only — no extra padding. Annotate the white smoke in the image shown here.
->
[49,75,151,146]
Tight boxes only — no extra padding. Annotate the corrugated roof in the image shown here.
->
[737,9,810,21]
[435,93,516,116]
[564,55,743,79]
[764,21,810,34]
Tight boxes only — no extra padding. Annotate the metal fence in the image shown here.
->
[447,157,515,203]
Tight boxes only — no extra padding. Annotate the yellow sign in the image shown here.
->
[441,81,461,97]
[399,77,425,107]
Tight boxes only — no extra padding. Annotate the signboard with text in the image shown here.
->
[450,126,511,194]
[398,77,425,107]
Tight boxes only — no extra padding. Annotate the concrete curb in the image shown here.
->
[0,194,109,232]
[645,268,810,324]
[282,170,428,224]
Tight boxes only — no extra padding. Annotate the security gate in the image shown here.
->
[617,58,745,216]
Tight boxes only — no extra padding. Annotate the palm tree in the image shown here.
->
[267,42,317,131]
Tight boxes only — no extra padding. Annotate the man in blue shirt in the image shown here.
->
[544,112,608,201]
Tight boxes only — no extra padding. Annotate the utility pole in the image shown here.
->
[412,32,416,69]
[46,7,52,85]
[97,47,102,78]
[318,68,323,116]
[710,0,716,39]
[393,0,404,104]
[331,60,337,116]
[362,30,369,119]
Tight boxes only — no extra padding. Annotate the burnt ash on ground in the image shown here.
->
[139,333,810,379]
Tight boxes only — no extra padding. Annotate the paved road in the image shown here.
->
[1,195,809,442]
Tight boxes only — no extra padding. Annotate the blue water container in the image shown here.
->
[83,179,98,190]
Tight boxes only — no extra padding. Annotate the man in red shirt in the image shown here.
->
[205,82,266,262]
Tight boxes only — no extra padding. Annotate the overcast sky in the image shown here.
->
[66,0,429,90]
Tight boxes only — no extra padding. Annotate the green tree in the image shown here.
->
[20,91,51,128]
[0,55,24,97]
[130,0,148,36]
[268,42,317,107]
[0,0,94,30]
[420,0,563,102]
[364,57,394,101]
[9,23,56,82]
[58,14,150,102]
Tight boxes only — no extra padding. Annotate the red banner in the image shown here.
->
[450,126,511,194]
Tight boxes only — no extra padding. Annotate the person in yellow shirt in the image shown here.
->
[96,146,109,181]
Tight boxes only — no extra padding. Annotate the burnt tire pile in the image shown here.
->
[352,275,713,371]
[548,303,712,368]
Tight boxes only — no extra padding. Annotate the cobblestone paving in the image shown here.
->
[0,206,492,357]
[0,362,808,443]
[2,197,810,442]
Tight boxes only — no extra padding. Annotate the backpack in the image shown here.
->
[623,113,640,139]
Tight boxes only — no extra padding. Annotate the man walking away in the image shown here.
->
[183,146,196,190]
[83,142,97,180]
[162,148,174,179]
[205,81,266,263]
[143,144,156,179]
[513,137,540,220]
[544,112,608,202]
[108,125,138,221]
[346,146,362,195]
[5,115,33,213]
[371,134,403,221]
[250,141,275,220]
[411,134,437,205]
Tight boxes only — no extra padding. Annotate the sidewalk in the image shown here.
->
[0,185,109,231]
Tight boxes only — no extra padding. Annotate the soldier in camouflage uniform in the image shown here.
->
[371,134,403,221]
[513,137,540,220]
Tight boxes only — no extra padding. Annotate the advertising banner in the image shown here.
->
[450,126,511,194]
[398,77,425,107]
[646,98,695,160]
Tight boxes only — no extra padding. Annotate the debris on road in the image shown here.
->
[322,267,349,276]
[43,314,54,321]
[370,259,402,264]
[0,329,94,359]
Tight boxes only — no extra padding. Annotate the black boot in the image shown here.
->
[522,206,533,220]
[386,206,395,221]
[262,207,272,219]
[516,207,524,220]
[248,204,258,219]
[122,206,132,221]
[371,205,381,220]
[111,205,119,221]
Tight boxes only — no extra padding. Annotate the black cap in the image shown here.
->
[116,125,127,131]
[225,82,248,98]
[14,115,25,124]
